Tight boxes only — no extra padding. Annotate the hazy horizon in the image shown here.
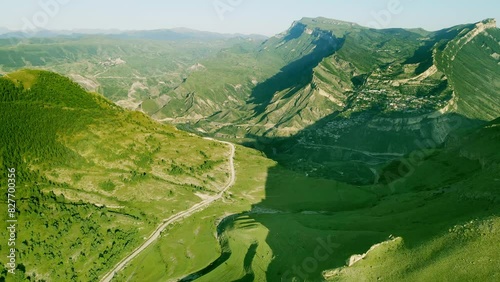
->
[1,0,499,36]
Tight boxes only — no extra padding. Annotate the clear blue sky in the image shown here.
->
[1,0,499,35]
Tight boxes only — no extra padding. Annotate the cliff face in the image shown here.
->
[264,19,497,140]
[224,19,498,183]
[436,18,500,121]
[438,19,497,65]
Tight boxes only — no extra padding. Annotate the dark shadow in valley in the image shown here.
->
[234,242,258,282]
[178,111,499,282]
[404,23,475,74]
[243,110,485,185]
[248,114,495,282]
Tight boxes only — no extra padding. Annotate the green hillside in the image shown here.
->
[0,17,498,282]
[0,70,235,281]
[435,19,500,120]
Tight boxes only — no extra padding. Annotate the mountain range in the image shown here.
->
[0,27,267,41]
[0,17,499,282]
[153,17,499,183]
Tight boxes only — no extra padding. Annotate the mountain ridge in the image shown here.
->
[0,27,268,40]
[153,17,497,127]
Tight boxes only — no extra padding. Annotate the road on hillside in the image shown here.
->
[100,139,236,282]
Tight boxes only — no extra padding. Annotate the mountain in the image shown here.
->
[0,35,256,107]
[111,28,267,41]
[0,29,65,38]
[0,69,246,281]
[0,27,11,35]
[124,18,495,183]
[0,29,124,38]
[2,18,497,184]
[161,18,499,131]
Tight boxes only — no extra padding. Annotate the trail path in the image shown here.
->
[100,139,235,282]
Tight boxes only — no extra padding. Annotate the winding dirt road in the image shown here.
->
[100,139,235,282]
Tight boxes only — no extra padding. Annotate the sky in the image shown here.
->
[1,0,499,36]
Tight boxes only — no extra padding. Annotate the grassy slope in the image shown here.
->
[112,145,275,281]
[0,70,232,281]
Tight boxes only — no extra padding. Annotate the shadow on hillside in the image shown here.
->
[248,36,345,115]
[403,24,474,75]
[250,111,494,281]
[181,156,498,281]
[257,165,498,280]
[178,113,496,281]
[254,118,499,281]
[254,116,496,281]
[242,111,485,185]
[178,22,497,278]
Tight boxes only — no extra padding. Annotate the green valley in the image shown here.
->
[0,11,499,282]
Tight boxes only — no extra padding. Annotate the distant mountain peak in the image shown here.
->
[276,17,362,39]
[298,17,359,27]
[479,18,497,28]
